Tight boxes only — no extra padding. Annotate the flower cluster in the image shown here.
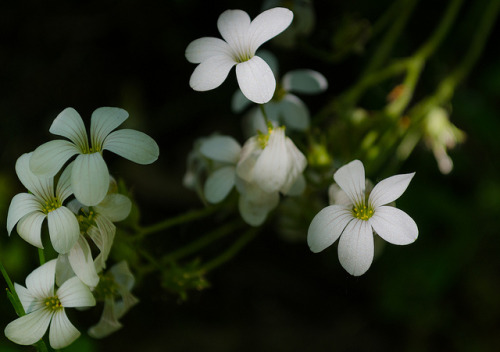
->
[185,7,418,277]
[5,107,158,349]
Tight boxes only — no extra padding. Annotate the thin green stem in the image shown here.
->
[162,220,244,263]
[200,228,258,272]
[260,104,270,125]
[415,0,465,61]
[138,206,218,238]
[362,0,418,76]
[38,248,46,265]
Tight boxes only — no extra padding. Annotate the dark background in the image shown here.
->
[1,0,499,351]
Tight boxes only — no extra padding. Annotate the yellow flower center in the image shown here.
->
[352,204,374,221]
[42,198,61,214]
[94,273,118,301]
[44,296,63,311]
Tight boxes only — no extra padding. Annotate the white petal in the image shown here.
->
[114,289,139,318]
[284,173,306,196]
[90,107,129,148]
[238,191,279,226]
[88,298,122,338]
[57,276,96,308]
[282,69,328,94]
[110,261,136,291]
[56,162,74,203]
[16,211,46,249]
[338,220,374,276]
[26,259,57,299]
[186,37,233,63]
[235,137,260,182]
[333,160,366,206]
[204,166,236,204]
[49,107,89,151]
[72,153,109,206]
[55,255,76,288]
[14,283,41,314]
[200,135,241,163]
[7,193,43,235]
[94,194,132,222]
[231,89,252,113]
[369,206,418,245]
[280,137,307,193]
[30,140,80,177]
[217,9,251,52]
[47,207,80,254]
[189,55,236,91]
[236,56,276,104]
[307,205,353,253]
[5,308,53,346]
[248,7,294,52]
[90,215,116,271]
[252,128,288,192]
[49,310,80,349]
[68,237,99,287]
[279,94,310,130]
[16,153,54,200]
[103,129,159,165]
[369,172,415,208]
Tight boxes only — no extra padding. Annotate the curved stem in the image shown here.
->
[200,228,258,272]
[138,206,218,238]
[161,220,244,263]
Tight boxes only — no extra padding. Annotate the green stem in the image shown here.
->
[415,0,465,61]
[260,104,270,125]
[200,228,258,272]
[38,248,46,265]
[138,206,218,238]
[162,220,244,263]
[362,0,418,76]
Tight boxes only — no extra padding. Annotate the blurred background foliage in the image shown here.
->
[0,0,499,351]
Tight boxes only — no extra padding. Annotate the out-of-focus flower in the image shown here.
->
[30,107,159,206]
[4,260,95,349]
[423,107,466,174]
[307,160,418,276]
[88,261,139,338]
[185,8,293,104]
[7,153,79,254]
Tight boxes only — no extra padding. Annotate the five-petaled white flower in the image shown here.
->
[307,160,418,276]
[30,107,159,206]
[185,7,294,104]
[7,153,80,254]
[4,259,96,349]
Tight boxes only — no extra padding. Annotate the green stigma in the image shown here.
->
[44,296,63,311]
[352,204,374,221]
[42,197,62,214]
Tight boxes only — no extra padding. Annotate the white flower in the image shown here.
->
[307,160,418,276]
[61,181,132,287]
[198,134,280,226]
[233,51,328,132]
[185,8,293,104]
[30,107,159,206]
[4,260,96,349]
[7,153,80,254]
[236,126,307,194]
[88,261,139,338]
